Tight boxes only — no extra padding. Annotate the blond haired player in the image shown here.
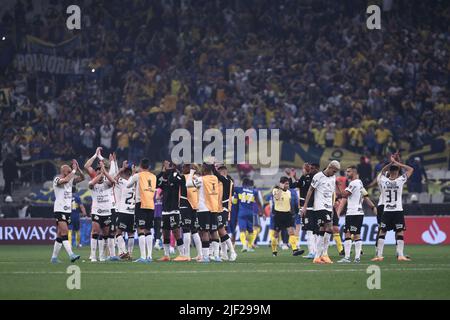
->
[301,160,340,264]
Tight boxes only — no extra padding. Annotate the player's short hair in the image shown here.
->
[389,164,400,171]
[328,160,341,170]
[242,178,253,187]
[217,164,227,170]
[347,165,357,170]
[279,176,289,184]
[140,158,150,169]
[202,163,213,174]
[310,163,320,169]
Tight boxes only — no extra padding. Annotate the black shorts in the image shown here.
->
[117,212,135,233]
[191,210,200,233]
[135,202,155,230]
[210,213,219,231]
[197,211,211,231]
[109,209,118,233]
[376,205,384,225]
[162,213,181,231]
[180,207,195,229]
[273,210,295,231]
[315,210,332,227]
[344,215,364,234]
[217,210,229,228]
[91,214,112,229]
[380,211,405,232]
[54,212,71,225]
[302,210,316,231]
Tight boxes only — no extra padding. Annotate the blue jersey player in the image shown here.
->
[233,178,263,252]
[69,187,86,248]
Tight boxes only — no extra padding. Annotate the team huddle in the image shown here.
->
[50,147,414,264]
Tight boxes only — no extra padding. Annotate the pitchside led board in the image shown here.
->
[0,217,449,246]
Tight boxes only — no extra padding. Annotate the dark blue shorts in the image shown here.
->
[69,213,80,231]
[238,215,253,233]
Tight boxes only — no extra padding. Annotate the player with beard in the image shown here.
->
[336,166,377,263]
[51,160,84,263]
[156,161,189,262]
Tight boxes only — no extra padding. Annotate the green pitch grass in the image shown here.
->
[0,245,449,299]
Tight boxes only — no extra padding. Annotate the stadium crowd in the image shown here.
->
[0,0,449,194]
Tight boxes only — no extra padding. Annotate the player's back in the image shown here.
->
[235,186,257,217]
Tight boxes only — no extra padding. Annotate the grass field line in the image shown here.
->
[1,267,449,275]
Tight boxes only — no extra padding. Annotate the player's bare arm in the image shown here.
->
[73,160,85,184]
[301,186,315,216]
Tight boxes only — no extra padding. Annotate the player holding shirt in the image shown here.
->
[372,156,414,262]
[51,160,84,263]
[302,160,340,264]
[127,158,157,263]
[336,166,377,263]
[234,178,263,253]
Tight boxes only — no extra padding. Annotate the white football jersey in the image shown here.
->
[116,177,135,214]
[345,179,367,216]
[311,171,336,212]
[378,174,407,212]
[53,175,74,213]
[91,181,113,216]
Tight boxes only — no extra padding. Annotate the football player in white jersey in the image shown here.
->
[114,160,136,260]
[88,161,116,262]
[372,156,414,262]
[336,166,377,263]
[51,160,84,263]
[301,160,340,264]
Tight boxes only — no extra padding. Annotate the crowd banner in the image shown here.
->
[14,35,91,75]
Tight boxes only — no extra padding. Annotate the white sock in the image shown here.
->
[220,241,227,257]
[127,236,134,255]
[145,234,153,259]
[90,238,97,259]
[396,239,404,257]
[315,236,324,259]
[209,242,213,256]
[212,240,220,257]
[192,233,202,257]
[226,238,235,254]
[311,234,317,253]
[306,231,314,254]
[107,238,115,257]
[163,243,170,256]
[52,240,62,258]
[103,238,108,256]
[377,238,385,257]
[323,232,331,256]
[202,247,209,258]
[183,232,191,257]
[138,235,146,259]
[62,239,73,256]
[355,240,363,259]
[117,235,127,254]
[344,239,352,259]
[98,238,105,259]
